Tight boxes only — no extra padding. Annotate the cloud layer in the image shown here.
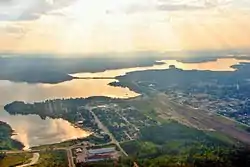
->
[0,0,250,54]
[0,0,75,21]
[0,0,235,21]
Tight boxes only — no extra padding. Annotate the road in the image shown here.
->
[87,106,128,157]
[16,153,40,167]
[87,107,139,166]
[115,110,139,132]
[67,148,75,167]
[3,147,67,154]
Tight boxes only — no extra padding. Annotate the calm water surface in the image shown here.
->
[71,58,250,78]
[0,106,90,150]
[1,58,250,149]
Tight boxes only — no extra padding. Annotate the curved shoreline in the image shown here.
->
[2,57,250,149]
[0,106,90,150]
[0,121,24,150]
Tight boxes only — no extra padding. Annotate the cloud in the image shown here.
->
[0,0,242,21]
[0,0,232,22]
[0,25,25,34]
[1,0,250,54]
[0,24,29,39]
[0,0,74,21]
[110,0,232,14]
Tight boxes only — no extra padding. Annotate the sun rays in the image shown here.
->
[0,0,250,54]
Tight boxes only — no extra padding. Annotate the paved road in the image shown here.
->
[3,147,67,154]
[3,150,41,154]
[16,153,40,167]
[115,110,139,131]
[87,106,128,157]
[67,148,75,167]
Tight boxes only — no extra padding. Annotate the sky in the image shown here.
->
[0,0,250,54]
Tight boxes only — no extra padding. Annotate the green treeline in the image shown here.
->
[0,121,24,150]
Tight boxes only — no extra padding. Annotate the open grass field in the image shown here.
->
[32,150,68,167]
[0,153,32,167]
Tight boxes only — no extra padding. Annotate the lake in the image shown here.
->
[1,57,250,149]
[0,106,90,150]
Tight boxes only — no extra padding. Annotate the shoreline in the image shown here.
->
[0,121,24,151]
[2,54,250,85]
[2,56,250,150]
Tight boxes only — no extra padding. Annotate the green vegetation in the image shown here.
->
[31,139,79,150]
[206,132,237,145]
[32,134,112,150]
[139,122,228,146]
[0,153,32,167]
[76,159,133,167]
[121,122,232,158]
[121,141,158,158]
[136,147,250,167]
[0,121,24,150]
[121,122,250,167]
[32,150,68,167]
[76,161,115,167]
[76,156,137,167]
[4,97,113,120]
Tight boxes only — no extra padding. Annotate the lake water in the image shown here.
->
[71,58,250,78]
[0,106,90,150]
[1,58,250,149]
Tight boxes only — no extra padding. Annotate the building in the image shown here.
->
[87,147,116,155]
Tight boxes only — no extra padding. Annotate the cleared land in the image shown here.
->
[0,153,33,167]
[144,93,250,145]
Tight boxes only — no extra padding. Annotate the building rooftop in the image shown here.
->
[86,154,113,162]
[88,147,116,155]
